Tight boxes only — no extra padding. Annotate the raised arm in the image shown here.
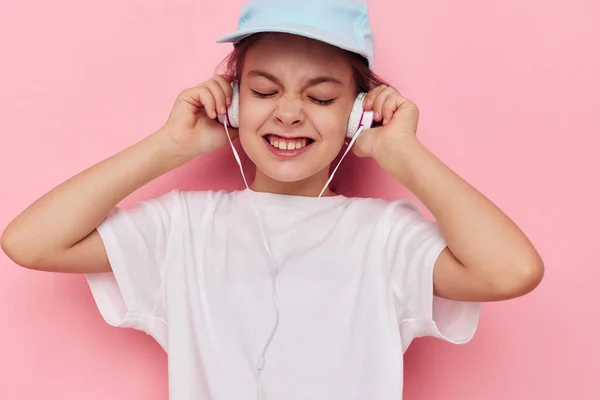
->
[1,75,236,274]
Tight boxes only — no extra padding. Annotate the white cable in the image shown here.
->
[318,126,365,197]
[222,119,365,400]
[222,122,278,400]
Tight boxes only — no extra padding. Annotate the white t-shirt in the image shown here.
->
[86,189,480,400]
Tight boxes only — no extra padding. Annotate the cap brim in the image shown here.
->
[216,24,373,68]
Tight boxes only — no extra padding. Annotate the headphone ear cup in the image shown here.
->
[217,82,240,128]
[346,92,374,139]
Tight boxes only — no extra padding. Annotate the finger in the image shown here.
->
[190,86,216,119]
[205,79,228,116]
[396,98,420,134]
[352,125,377,158]
[363,84,387,110]
[174,87,206,115]
[372,87,395,122]
[212,74,233,106]
[381,95,403,125]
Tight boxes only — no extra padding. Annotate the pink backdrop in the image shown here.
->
[1,0,597,398]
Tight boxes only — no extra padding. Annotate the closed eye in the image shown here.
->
[252,90,276,98]
[309,97,335,106]
[252,90,334,106]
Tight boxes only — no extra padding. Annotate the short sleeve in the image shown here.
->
[382,199,481,353]
[85,189,182,348]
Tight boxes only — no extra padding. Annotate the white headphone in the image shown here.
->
[218,82,374,138]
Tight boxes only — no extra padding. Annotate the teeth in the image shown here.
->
[267,136,309,151]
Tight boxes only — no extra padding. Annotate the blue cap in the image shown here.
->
[216,0,375,69]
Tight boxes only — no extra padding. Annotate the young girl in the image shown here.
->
[1,0,544,399]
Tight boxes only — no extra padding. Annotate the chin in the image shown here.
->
[258,158,324,183]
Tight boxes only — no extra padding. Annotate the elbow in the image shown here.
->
[1,227,17,262]
[517,257,545,295]
[1,227,44,270]
[1,229,19,266]
[528,255,545,289]
[1,228,27,268]
[497,254,545,299]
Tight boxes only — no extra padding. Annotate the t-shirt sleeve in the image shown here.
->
[85,189,182,348]
[382,199,481,353]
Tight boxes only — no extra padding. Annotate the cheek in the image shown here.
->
[239,96,271,130]
[237,97,268,156]
[310,105,349,141]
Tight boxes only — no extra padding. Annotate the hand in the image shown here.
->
[352,84,419,159]
[158,74,239,157]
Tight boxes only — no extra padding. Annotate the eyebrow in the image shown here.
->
[247,69,344,87]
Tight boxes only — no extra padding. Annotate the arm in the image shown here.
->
[360,85,544,303]
[1,131,192,273]
[1,75,236,274]
[376,136,544,302]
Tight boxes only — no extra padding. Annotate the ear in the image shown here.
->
[346,92,374,139]
[218,82,241,128]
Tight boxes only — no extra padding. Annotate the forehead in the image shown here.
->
[243,33,354,84]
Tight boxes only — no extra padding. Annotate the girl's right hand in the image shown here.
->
[1,76,239,276]
[159,74,239,158]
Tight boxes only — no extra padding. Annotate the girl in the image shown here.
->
[1,0,544,399]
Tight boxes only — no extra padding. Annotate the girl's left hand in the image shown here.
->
[352,85,420,159]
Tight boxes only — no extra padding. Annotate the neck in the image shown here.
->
[251,168,337,197]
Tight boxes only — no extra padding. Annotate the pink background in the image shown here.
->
[0,0,597,399]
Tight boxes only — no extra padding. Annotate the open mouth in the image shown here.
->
[263,134,315,151]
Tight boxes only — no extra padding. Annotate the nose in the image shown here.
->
[273,96,303,128]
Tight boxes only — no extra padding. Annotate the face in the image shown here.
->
[237,33,356,194]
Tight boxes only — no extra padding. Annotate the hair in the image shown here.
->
[215,33,393,194]
[217,33,391,94]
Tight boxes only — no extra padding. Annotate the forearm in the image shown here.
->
[2,129,192,263]
[375,136,543,286]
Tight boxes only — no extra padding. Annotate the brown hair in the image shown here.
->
[217,33,391,93]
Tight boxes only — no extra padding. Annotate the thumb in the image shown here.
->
[351,126,380,158]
